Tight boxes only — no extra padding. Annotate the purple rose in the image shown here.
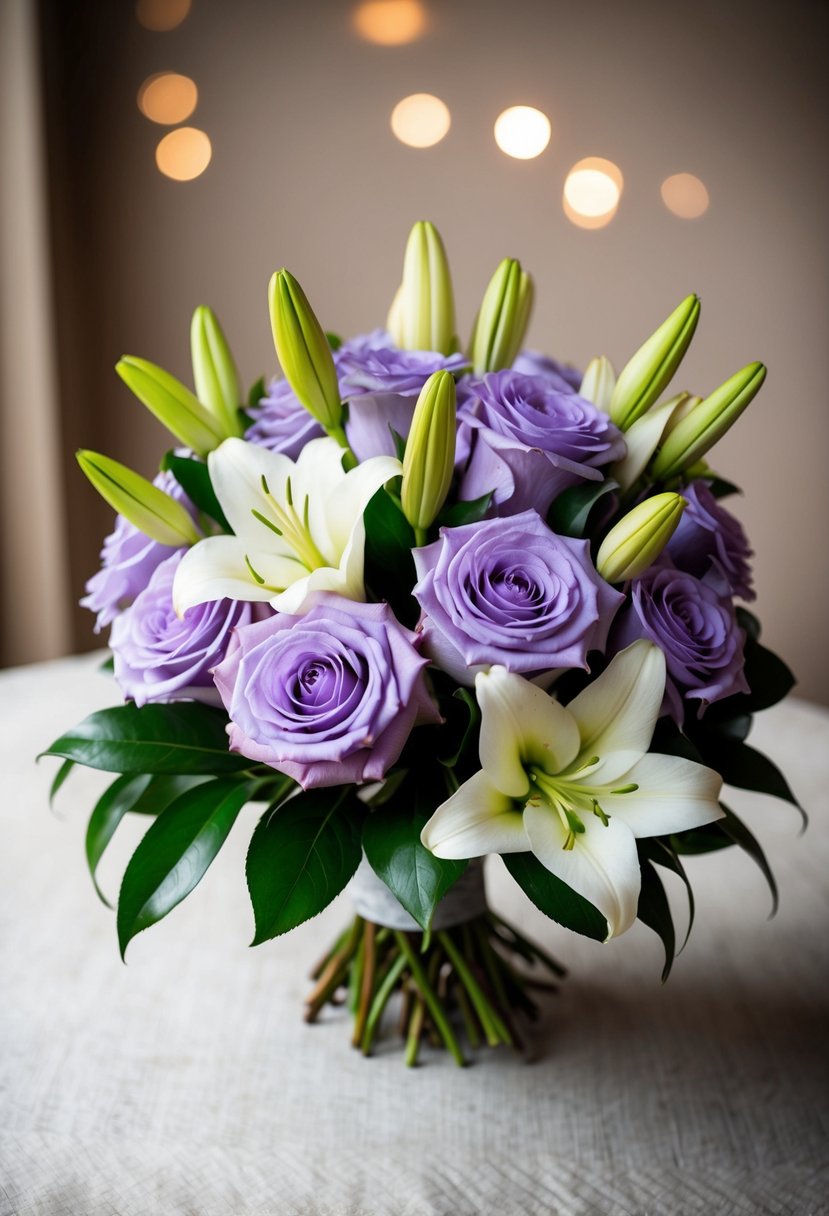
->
[512,350,583,393]
[110,552,255,707]
[457,370,626,516]
[613,562,749,721]
[339,342,469,461]
[667,481,755,601]
[212,594,439,789]
[413,510,624,684]
[81,471,196,633]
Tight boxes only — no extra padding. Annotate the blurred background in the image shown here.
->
[1,0,827,702]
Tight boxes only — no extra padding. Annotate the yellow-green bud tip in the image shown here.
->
[596,491,686,584]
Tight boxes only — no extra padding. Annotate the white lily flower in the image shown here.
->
[173,436,401,616]
[421,641,723,939]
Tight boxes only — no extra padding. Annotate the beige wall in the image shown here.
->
[39,0,829,702]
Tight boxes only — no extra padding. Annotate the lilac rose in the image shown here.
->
[413,510,624,684]
[212,594,440,789]
[666,480,755,601]
[110,552,255,707]
[457,370,626,516]
[81,471,197,632]
[613,561,749,721]
[512,350,583,393]
[338,341,469,461]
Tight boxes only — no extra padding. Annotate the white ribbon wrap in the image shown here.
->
[348,856,486,931]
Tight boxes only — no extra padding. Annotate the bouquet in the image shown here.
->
[43,222,800,1066]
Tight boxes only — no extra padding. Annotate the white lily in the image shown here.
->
[421,641,723,939]
[172,436,401,616]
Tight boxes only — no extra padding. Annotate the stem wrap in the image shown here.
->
[348,856,487,931]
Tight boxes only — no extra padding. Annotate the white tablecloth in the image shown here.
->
[1,653,827,1216]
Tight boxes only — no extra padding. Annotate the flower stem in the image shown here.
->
[394,931,466,1067]
[439,930,511,1048]
[361,950,407,1056]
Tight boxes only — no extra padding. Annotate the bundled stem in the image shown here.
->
[304,911,565,1066]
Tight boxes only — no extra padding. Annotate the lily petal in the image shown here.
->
[421,770,529,859]
[524,803,640,939]
[611,394,688,493]
[208,438,295,544]
[476,667,580,797]
[173,537,295,614]
[605,752,724,837]
[566,640,665,783]
[323,453,403,555]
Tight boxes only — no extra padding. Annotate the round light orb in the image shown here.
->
[563,157,623,229]
[390,93,450,148]
[155,127,212,181]
[493,105,551,160]
[138,72,198,125]
[353,0,427,45]
[661,173,710,219]
[136,0,191,32]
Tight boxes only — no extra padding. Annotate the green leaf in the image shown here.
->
[547,478,618,538]
[440,687,481,769]
[736,606,761,641]
[701,737,806,829]
[49,759,75,807]
[436,493,492,529]
[638,837,695,949]
[363,486,418,625]
[117,777,251,958]
[246,787,363,944]
[362,805,468,932]
[671,822,734,855]
[87,773,154,906]
[246,376,266,409]
[705,475,742,499]
[41,702,250,776]
[99,655,115,675]
[636,859,676,981]
[127,773,211,815]
[719,802,778,915]
[161,451,230,531]
[503,853,607,941]
[325,332,343,352]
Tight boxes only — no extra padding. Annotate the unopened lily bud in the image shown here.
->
[116,356,225,457]
[661,393,702,437]
[401,369,457,532]
[190,306,243,437]
[386,283,405,346]
[596,492,686,583]
[471,257,534,374]
[612,392,690,493]
[609,294,701,430]
[651,362,766,481]
[580,356,616,412]
[77,450,200,546]
[399,221,456,355]
[268,269,343,433]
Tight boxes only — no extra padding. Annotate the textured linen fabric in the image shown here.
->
[0,653,827,1216]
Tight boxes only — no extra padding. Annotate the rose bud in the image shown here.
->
[609,294,700,430]
[597,491,686,584]
[268,268,344,438]
[190,306,244,438]
[116,355,226,457]
[401,369,457,537]
[399,220,456,356]
[579,355,616,413]
[470,257,534,374]
[76,450,201,546]
[651,362,766,481]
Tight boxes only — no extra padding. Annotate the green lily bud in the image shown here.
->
[116,356,226,457]
[386,283,405,347]
[190,306,243,437]
[662,393,702,436]
[609,294,701,430]
[268,268,343,434]
[77,450,200,546]
[651,362,766,481]
[471,257,534,375]
[596,492,686,583]
[580,356,616,412]
[401,369,457,534]
[399,221,456,355]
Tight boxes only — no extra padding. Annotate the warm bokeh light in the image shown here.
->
[138,73,198,125]
[661,173,710,219]
[493,106,551,160]
[390,93,450,148]
[353,0,427,45]
[155,128,212,181]
[563,158,623,229]
[136,0,191,31]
